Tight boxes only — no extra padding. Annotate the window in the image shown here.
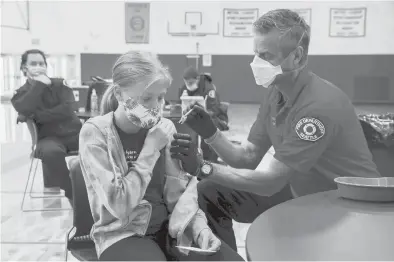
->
[0,54,80,95]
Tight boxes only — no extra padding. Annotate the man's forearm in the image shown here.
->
[208,162,289,197]
[204,130,249,168]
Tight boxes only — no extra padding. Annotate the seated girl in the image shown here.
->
[79,50,244,261]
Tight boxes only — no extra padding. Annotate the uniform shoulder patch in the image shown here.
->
[208,90,215,98]
[295,117,325,142]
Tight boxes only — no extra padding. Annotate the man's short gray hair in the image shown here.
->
[253,9,311,58]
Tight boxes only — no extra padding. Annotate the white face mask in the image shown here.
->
[251,31,306,88]
[250,56,283,88]
[26,66,47,78]
[186,83,198,92]
[122,97,162,129]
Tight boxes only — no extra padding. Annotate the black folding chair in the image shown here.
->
[21,118,77,212]
[65,158,98,261]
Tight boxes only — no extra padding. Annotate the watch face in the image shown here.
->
[201,164,212,175]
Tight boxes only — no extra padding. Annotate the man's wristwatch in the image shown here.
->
[196,160,214,181]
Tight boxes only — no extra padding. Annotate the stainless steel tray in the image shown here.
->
[334,177,394,202]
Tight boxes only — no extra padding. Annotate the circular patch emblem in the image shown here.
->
[208,90,215,98]
[295,117,325,142]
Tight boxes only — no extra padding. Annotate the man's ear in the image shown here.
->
[294,46,304,66]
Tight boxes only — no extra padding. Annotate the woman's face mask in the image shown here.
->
[25,65,47,78]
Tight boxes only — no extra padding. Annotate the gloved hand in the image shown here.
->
[183,103,217,139]
[170,133,203,175]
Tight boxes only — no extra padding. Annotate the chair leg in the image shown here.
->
[64,227,75,261]
[22,158,72,212]
[20,157,37,211]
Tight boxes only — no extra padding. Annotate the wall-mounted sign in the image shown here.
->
[329,8,366,37]
[202,54,212,67]
[125,2,150,43]
[293,9,312,26]
[223,8,259,38]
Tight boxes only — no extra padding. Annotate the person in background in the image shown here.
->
[11,49,81,204]
[79,50,243,261]
[179,67,229,163]
[171,9,381,251]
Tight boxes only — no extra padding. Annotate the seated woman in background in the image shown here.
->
[78,50,244,261]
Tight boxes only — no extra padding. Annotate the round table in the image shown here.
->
[246,190,394,261]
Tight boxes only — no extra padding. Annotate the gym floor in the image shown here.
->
[1,101,393,261]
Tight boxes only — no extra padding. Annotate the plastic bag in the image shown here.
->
[358,113,394,148]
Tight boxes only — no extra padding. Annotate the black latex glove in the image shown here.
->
[170,133,202,175]
[183,103,217,139]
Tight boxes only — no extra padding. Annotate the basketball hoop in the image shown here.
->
[189,24,197,38]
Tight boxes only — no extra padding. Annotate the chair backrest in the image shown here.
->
[69,158,95,236]
[25,119,38,153]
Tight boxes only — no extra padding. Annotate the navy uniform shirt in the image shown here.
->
[248,70,380,197]
[179,75,229,131]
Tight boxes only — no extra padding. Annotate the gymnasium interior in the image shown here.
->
[1,1,394,261]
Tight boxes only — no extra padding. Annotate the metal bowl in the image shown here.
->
[334,177,394,202]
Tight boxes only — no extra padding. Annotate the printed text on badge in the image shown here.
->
[295,117,325,142]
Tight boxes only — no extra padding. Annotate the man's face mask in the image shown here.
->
[121,97,162,129]
[185,79,199,92]
[250,32,305,88]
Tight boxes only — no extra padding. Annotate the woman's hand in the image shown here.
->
[143,119,173,152]
[196,228,221,255]
[32,74,52,85]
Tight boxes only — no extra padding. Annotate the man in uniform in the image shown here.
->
[179,67,228,162]
[12,49,82,203]
[170,9,381,251]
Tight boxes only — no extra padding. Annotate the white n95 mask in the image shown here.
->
[186,83,198,92]
[250,56,283,88]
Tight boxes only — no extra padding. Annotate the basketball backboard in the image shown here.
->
[0,1,30,30]
[167,11,219,37]
[185,12,202,27]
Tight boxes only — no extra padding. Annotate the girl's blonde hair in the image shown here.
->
[100,51,172,115]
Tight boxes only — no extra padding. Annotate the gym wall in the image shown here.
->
[2,1,394,103]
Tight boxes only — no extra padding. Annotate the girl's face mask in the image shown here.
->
[121,97,162,129]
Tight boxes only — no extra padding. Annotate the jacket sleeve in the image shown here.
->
[11,82,47,116]
[79,122,161,220]
[163,119,210,244]
[205,84,229,131]
[34,79,76,124]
